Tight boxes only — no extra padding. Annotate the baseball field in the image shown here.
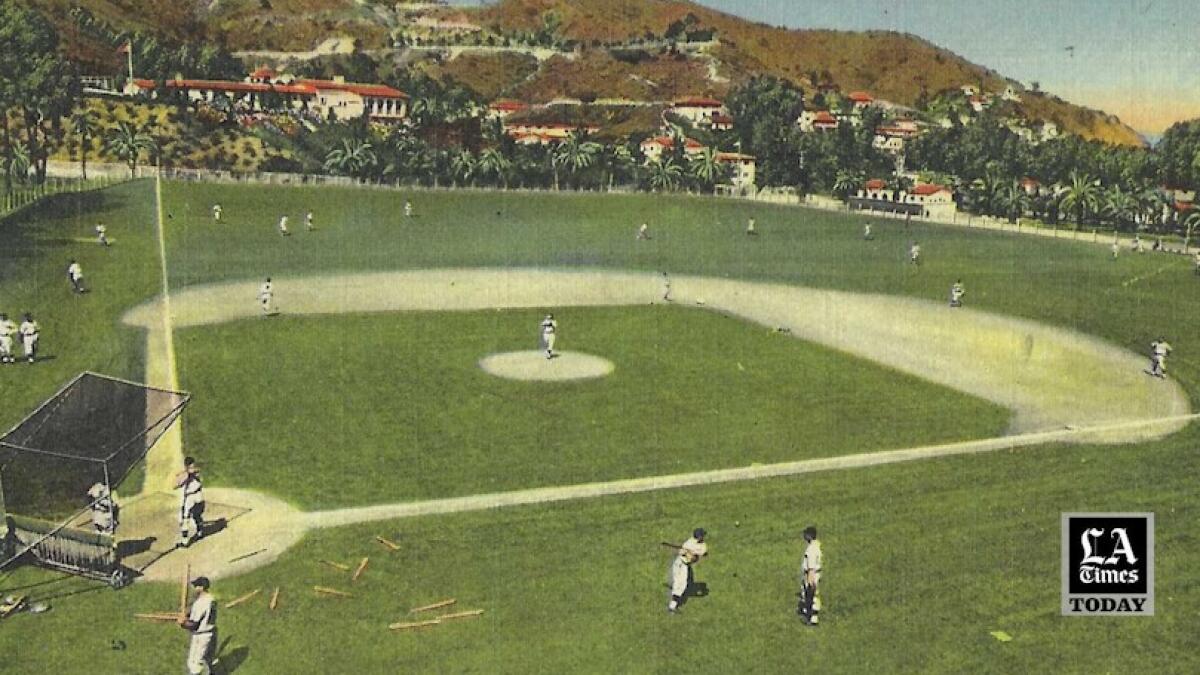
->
[0,179,1197,673]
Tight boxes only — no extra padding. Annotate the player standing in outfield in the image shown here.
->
[1111,239,1120,260]
[540,314,558,359]
[662,272,672,302]
[95,223,110,247]
[404,200,414,218]
[666,528,707,614]
[1132,234,1142,253]
[66,259,86,293]
[305,210,315,232]
[746,217,758,235]
[258,277,275,316]
[175,456,206,548]
[0,313,15,364]
[212,204,222,223]
[863,223,873,240]
[277,214,290,236]
[909,241,922,266]
[179,576,218,675]
[637,223,650,240]
[87,482,117,535]
[1150,337,1172,378]
[1193,251,1200,275]
[797,525,822,625]
[949,279,965,308]
[18,313,39,364]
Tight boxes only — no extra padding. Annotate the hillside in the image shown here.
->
[24,0,1144,147]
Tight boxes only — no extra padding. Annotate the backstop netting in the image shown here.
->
[0,372,189,585]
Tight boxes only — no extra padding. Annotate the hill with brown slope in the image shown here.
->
[474,0,1144,147]
[24,0,1144,147]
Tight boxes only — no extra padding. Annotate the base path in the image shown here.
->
[124,267,1189,442]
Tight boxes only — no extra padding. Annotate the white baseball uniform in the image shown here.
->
[950,282,965,307]
[177,470,206,545]
[259,282,274,314]
[68,262,84,291]
[185,591,217,674]
[637,223,649,240]
[18,319,38,362]
[87,482,116,534]
[278,215,289,235]
[0,317,15,363]
[305,211,314,231]
[212,204,222,222]
[404,201,413,218]
[95,224,109,246]
[910,244,921,264]
[540,316,558,356]
[669,536,707,598]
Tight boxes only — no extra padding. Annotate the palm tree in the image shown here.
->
[1,143,31,190]
[689,147,725,194]
[71,110,100,180]
[106,121,156,178]
[1103,186,1138,231]
[1058,170,1102,229]
[554,133,601,190]
[998,183,1031,223]
[832,169,864,200]
[1183,209,1200,252]
[968,169,1005,217]
[603,144,635,191]
[646,158,683,192]
[477,148,513,188]
[450,149,477,187]
[323,138,377,179]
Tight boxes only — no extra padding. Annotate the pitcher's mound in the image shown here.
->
[480,351,614,381]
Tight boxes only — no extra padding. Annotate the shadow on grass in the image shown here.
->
[215,640,249,673]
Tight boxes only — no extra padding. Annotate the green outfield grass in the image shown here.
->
[161,182,1200,402]
[4,423,1197,674]
[174,306,1007,508]
[0,181,158,432]
[2,180,1199,674]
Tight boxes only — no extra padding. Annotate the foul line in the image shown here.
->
[153,173,177,380]
[302,413,1199,529]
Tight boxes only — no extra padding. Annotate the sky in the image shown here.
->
[689,0,1200,136]
[451,0,1199,135]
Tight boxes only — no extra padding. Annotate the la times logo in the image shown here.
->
[1061,513,1154,616]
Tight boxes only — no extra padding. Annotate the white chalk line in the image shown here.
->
[301,412,1199,529]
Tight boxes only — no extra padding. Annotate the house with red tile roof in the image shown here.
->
[672,97,734,131]
[640,135,706,162]
[797,110,839,132]
[126,73,408,122]
[851,181,957,220]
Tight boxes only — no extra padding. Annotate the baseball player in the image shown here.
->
[863,223,873,240]
[179,576,218,675]
[175,456,206,547]
[1193,251,1200,275]
[1150,337,1172,378]
[1132,234,1143,253]
[1111,240,1120,260]
[404,200,414,218]
[540,313,558,359]
[746,217,758,235]
[67,259,85,293]
[259,277,275,316]
[212,204,222,223]
[305,210,315,232]
[0,313,15,364]
[949,280,965,308]
[667,528,708,613]
[95,223,110,247]
[909,241,921,266]
[637,223,649,240]
[278,214,290,236]
[798,525,822,625]
[662,272,672,302]
[18,313,39,364]
[87,482,117,535]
